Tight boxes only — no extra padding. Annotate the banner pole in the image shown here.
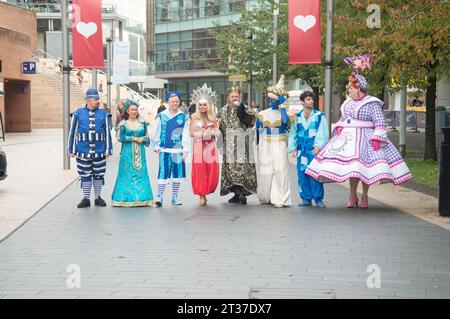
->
[107,37,112,109]
[62,0,71,170]
[273,0,279,86]
[324,0,334,132]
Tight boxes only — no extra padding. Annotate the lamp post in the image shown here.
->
[247,32,253,107]
[106,37,113,110]
[61,0,70,170]
[273,0,279,85]
[324,0,334,131]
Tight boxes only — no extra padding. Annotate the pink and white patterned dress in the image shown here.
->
[305,95,412,185]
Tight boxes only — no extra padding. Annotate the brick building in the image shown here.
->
[0,1,37,132]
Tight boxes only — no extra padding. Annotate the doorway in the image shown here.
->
[4,79,31,132]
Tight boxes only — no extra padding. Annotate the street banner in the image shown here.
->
[289,0,321,64]
[72,0,104,68]
[113,41,130,84]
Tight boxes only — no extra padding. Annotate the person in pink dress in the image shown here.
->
[189,84,220,206]
[305,55,413,209]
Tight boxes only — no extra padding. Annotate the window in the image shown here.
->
[129,34,139,61]
[182,0,200,20]
[139,37,146,62]
[155,29,219,72]
[229,0,245,12]
[205,0,220,17]
[52,19,61,31]
[37,19,49,32]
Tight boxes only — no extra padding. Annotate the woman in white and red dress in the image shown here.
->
[305,56,412,208]
[189,84,220,206]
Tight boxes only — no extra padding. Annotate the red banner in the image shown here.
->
[72,0,104,68]
[289,0,321,64]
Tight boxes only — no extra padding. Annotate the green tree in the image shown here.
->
[211,0,449,160]
[335,0,449,160]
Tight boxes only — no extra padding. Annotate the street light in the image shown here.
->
[247,32,253,107]
[273,0,279,86]
[106,37,113,110]
[61,0,70,170]
[324,0,334,132]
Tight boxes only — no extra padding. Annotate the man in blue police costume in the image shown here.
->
[68,88,113,208]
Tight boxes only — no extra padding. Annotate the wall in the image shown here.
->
[0,1,37,132]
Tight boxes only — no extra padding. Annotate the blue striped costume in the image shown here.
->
[152,109,191,183]
[288,109,329,202]
[68,105,112,196]
[152,108,190,204]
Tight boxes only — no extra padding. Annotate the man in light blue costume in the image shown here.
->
[68,88,113,208]
[256,75,292,208]
[288,91,329,208]
[152,91,191,206]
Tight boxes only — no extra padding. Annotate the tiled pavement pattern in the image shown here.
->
[1,150,450,299]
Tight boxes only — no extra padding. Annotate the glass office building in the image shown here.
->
[151,0,255,106]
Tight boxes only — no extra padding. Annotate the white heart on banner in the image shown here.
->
[293,15,317,32]
[76,22,98,39]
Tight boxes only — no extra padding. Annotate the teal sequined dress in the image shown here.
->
[112,121,154,207]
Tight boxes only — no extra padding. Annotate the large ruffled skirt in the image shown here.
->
[305,127,412,185]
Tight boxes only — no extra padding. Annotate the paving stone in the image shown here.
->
[1,150,449,299]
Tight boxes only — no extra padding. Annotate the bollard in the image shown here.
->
[439,127,450,216]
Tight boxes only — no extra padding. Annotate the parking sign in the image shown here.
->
[23,61,37,74]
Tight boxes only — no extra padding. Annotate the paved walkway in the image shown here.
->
[0,140,449,299]
[0,130,78,240]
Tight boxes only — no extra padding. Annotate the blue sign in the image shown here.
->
[23,61,37,74]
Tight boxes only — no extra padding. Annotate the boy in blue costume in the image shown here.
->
[288,91,329,208]
[68,88,113,208]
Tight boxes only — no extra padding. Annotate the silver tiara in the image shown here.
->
[191,83,217,107]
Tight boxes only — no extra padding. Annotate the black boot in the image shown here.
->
[77,198,90,208]
[95,197,107,207]
[228,193,240,203]
[239,194,247,205]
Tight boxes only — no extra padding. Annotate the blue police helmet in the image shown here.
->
[86,88,100,99]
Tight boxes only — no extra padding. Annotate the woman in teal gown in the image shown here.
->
[112,100,154,207]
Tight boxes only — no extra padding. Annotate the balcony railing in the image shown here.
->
[155,0,245,23]
[129,63,156,76]
[12,3,118,15]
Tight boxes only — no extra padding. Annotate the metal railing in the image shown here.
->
[154,0,245,23]
[12,3,118,15]
[33,49,86,89]
[93,68,158,100]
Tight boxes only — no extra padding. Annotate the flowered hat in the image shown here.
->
[344,54,372,92]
